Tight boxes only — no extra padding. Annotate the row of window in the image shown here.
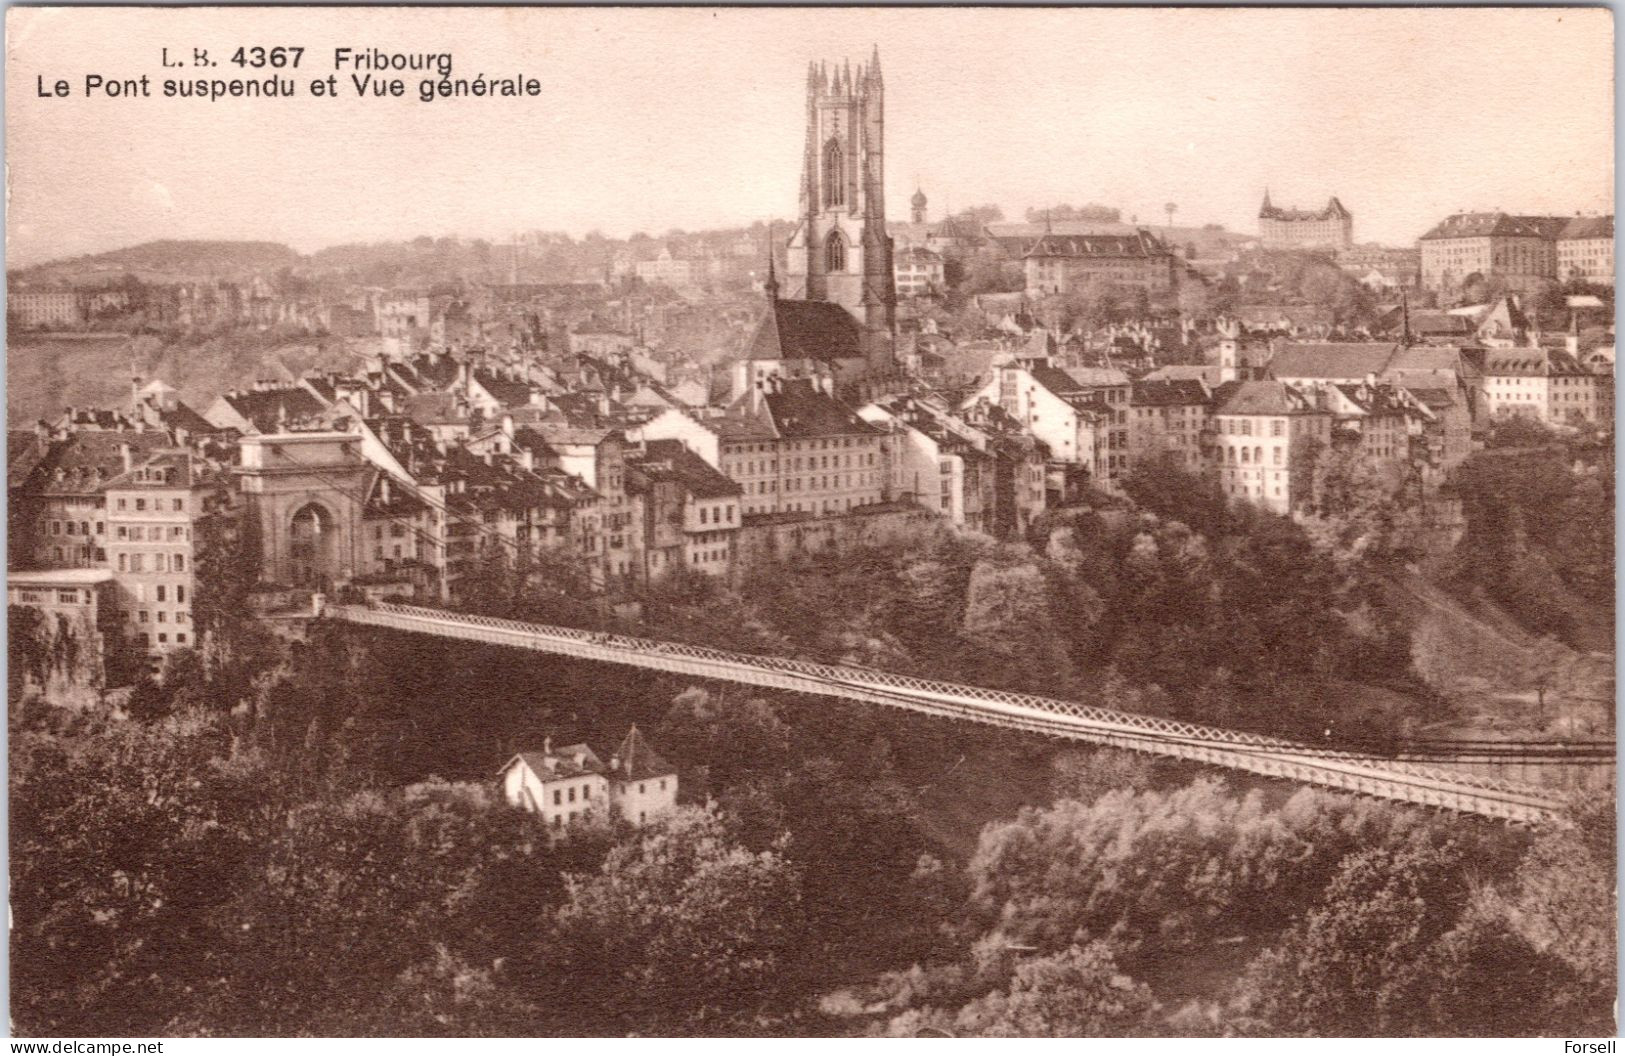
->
[134,632,187,648]
[114,497,186,512]
[130,609,189,625]
[117,525,188,541]
[1219,445,1284,466]
[12,589,87,605]
[115,552,186,573]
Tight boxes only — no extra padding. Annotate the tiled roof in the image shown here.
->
[1407,312,1475,336]
[1143,364,1227,387]
[8,431,50,490]
[1023,230,1170,260]
[30,432,171,496]
[1269,342,1399,379]
[748,298,864,362]
[1259,195,1351,222]
[512,744,605,782]
[610,726,674,782]
[1420,212,1552,241]
[220,387,326,432]
[1132,379,1209,407]
[762,378,880,439]
[1561,215,1613,241]
[103,449,216,491]
[472,369,537,409]
[631,440,741,500]
[1214,380,1317,417]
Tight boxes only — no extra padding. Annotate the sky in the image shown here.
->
[5,7,1615,267]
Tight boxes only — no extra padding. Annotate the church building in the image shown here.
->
[779,50,897,377]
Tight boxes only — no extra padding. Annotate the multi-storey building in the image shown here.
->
[1556,215,1614,285]
[103,450,233,660]
[1208,380,1331,515]
[962,359,1132,494]
[625,439,741,580]
[1257,191,1354,250]
[1480,347,1601,425]
[1023,230,1178,295]
[1128,379,1211,473]
[894,246,944,299]
[1417,213,1560,293]
[713,377,886,517]
[858,396,994,531]
[8,287,85,329]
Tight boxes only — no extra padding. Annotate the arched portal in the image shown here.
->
[289,502,339,589]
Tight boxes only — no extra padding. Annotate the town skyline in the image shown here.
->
[6,6,1614,268]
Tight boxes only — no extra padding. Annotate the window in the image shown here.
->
[172,499,183,511]
[176,633,186,644]
[117,498,127,511]
[826,231,847,272]
[553,789,561,806]
[136,499,146,511]
[568,787,576,803]
[173,555,185,572]
[639,782,646,795]
[156,585,166,602]
[822,138,845,208]
[117,554,127,572]
[130,554,144,573]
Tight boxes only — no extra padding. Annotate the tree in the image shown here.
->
[10,712,262,1035]
[1233,841,1472,1036]
[953,943,1154,1037]
[546,806,803,1034]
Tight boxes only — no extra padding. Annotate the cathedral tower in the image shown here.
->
[784,49,896,357]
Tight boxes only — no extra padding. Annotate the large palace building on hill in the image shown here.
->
[1258,190,1354,251]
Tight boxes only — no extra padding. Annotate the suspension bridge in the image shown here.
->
[324,601,1612,824]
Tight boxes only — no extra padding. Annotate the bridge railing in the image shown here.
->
[326,602,1580,822]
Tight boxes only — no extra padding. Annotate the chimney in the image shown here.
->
[118,441,132,471]
[501,413,515,439]
[610,754,621,772]
[543,736,551,755]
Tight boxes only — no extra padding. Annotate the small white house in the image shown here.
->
[499,726,677,832]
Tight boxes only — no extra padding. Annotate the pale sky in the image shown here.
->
[5,7,1615,267]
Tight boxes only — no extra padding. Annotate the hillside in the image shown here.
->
[6,330,362,425]
[13,240,302,285]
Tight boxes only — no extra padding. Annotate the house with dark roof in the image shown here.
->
[1557,215,1614,285]
[625,438,741,579]
[499,727,677,832]
[1129,379,1211,473]
[707,377,885,518]
[204,383,328,435]
[1418,212,1561,292]
[1481,346,1604,425]
[1023,229,1178,295]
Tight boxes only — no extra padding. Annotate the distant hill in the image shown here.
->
[13,240,302,286]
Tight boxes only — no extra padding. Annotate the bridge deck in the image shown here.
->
[326,602,1605,824]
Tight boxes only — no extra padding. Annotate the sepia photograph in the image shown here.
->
[3,5,1617,1039]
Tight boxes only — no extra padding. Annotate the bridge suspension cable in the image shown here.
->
[324,601,1608,824]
